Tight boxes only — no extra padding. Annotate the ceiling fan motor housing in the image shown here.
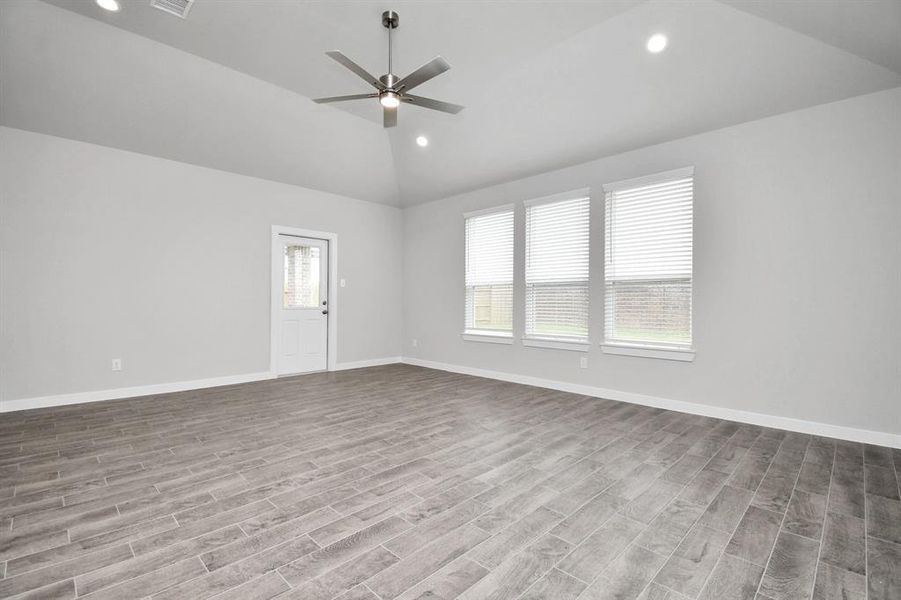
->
[380,73,399,88]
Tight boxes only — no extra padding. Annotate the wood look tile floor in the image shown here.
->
[1,364,899,600]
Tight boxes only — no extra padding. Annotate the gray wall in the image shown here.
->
[403,88,901,436]
[3,89,899,437]
[0,127,404,402]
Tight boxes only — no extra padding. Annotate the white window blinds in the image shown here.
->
[525,192,590,341]
[465,207,514,335]
[604,168,693,348]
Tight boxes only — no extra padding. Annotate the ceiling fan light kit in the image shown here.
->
[313,10,464,128]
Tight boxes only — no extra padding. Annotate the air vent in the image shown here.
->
[150,0,194,19]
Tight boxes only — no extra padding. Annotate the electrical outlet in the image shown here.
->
[111,358,123,371]
[580,356,588,369]
[412,339,418,348]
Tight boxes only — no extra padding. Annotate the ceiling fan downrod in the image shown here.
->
[381,11,399,90]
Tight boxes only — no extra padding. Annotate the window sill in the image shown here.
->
[462,332,514,345]
[523,337,590,352]
[601,343,695,362]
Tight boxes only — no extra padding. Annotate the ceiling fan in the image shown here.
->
[313,10,464,128]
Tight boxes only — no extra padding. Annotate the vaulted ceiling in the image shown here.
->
[2,0,899,206]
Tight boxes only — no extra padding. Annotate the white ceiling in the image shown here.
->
[722,0,901,75]
[3,0,899,206]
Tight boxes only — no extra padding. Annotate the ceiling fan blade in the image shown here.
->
[402,94,464,114]
[313,93,376,104]
[395,56,450,92]
[325,51,385,90]
[383,106,397,128]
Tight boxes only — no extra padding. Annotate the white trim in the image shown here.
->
[523,188,590,207]
[400,357,901,449]
[333,357,402,371]
[523,337,590,352]
[0,371,275,414]
[602,343,695,362]
[602,166,695,193]
[271,225,338,374]
[462,332,514,345]
[4,358,898,448]
[462,204,515,219]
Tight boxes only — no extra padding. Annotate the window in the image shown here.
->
[464,207,514,337]
[284,244,320,308]
[603,167,693,356]
[525,191,590,344]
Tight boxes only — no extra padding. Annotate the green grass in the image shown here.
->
[531,323,588,338]
[608,327,690,345]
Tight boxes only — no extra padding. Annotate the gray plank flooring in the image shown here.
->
[0,364,899,600]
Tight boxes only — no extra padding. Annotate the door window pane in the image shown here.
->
[284,245,320,308]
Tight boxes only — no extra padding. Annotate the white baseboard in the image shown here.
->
[5,356,897,449]
[401,357,901,449]
[0,371,276,413]
[333,357,403,371]
[0,358,404,413]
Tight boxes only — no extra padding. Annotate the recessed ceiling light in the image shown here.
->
[96,0,120,12]
[647,34,667,53]
[416,136,429,148]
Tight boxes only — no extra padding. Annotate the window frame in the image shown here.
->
[522,189,591,349]
[601,167,695,362]
[462,204,515,342]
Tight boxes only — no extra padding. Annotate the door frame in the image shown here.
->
[270,225,338,375]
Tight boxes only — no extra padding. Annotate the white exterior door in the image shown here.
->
[277,235,328,374]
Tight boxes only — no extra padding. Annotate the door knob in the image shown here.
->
[322,310,329,315]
